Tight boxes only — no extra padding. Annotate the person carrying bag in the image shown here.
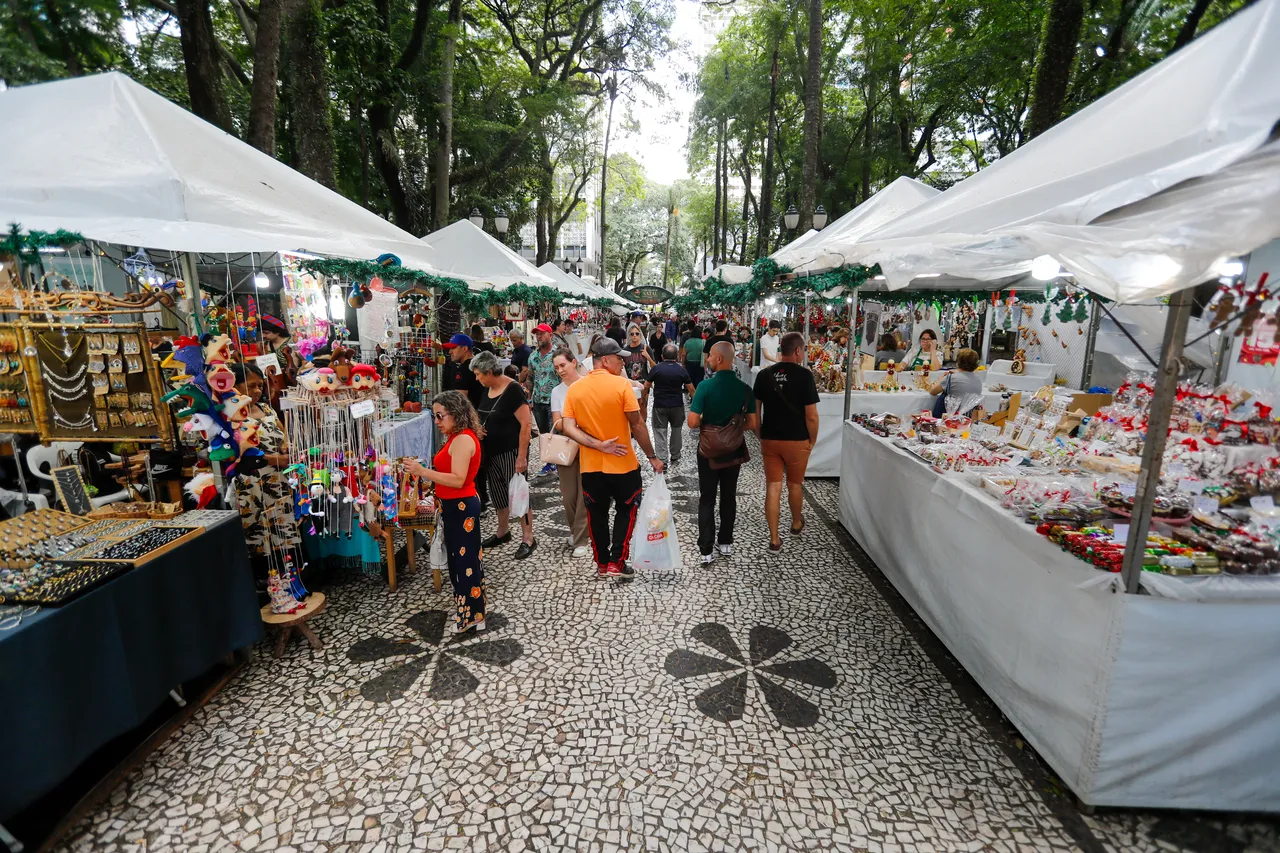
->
[688,341,759,565]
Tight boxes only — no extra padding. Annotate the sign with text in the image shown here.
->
[620,286,674,305]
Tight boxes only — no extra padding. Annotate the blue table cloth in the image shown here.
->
[0,519,262,819]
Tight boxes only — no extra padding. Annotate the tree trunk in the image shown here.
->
[1025,0,1086,139]
[247,0,285,153]
[757,48,780,260]
[432,0,463,231]
[712,122,723,268]
[800,0,822,232]
[1172,0,1217,52]
[599,76,618,287]
[719,119,729,266]
[175,0,234,132]
[355,96,370,206]
[283,0,335,187]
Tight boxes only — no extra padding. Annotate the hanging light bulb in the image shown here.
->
[254,272,270,289]
[329,285,345,319]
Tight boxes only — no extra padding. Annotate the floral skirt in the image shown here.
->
[442,494,486,629]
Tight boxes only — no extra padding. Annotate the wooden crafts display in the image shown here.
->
[0,321,173,443]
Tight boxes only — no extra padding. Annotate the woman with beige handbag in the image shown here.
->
[548,347,590,558]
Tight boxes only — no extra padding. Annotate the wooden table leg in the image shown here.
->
[384,528,397,591]
[296,621,323,651]
[272,626,291,659]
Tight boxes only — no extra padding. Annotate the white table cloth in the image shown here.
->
[838,422,1280,812]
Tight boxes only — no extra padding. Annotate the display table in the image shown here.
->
[375,411,434,459]
[0,517,262,820]
[838,422,1280,812]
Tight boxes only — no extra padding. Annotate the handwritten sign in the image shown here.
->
[350,399,377,419]
[1194,496,1220,515]
[1112,523,1130,545]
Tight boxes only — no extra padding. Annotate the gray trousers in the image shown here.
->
[651,404,685,464]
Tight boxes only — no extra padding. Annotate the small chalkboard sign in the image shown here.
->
[51,465,92,515]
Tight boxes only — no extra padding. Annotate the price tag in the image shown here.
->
[325,408,340,424]
[350,399,377,419]
[1112,523,1130,544]
[1118,482,1137,497]
[1250,495,1275,512]
[1194,496,1219,515]
[254,353,281,374]
[1177,478,1202,494]
[1167,463,1188,478]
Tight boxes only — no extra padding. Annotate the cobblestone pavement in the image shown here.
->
[59,430,1279,852]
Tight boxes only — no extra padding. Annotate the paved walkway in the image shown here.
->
[59,433,1278,852]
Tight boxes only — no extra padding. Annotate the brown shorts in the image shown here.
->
[761,439,812,484]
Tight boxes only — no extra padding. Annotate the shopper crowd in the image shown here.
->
[424,311,856,634]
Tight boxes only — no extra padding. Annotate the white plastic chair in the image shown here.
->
[25,441,143,509]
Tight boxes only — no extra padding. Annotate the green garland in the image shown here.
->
[298,256,569,314]
[2,225,86,264]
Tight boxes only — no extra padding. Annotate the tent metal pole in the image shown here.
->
[749,301,760,373]
[179,252,203,336]
[1079,299,1102,389]
[980,301,992,365]
[843,290,858,421]
[803,291,811,368]
[1120,287,1193,594]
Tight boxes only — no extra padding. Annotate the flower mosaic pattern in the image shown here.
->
[664,623,837,728]
[347,610,522,702]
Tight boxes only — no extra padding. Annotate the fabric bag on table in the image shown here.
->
[508,473,530,517]
[629,475,681,570]
[538,425,579,466]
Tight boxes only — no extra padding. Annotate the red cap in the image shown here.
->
[534,323,553,333]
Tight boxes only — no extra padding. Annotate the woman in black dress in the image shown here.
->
[470,350,538,559]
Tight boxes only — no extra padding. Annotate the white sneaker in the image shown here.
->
[572,545,590,558]
[717,543,733,557]
[701,552,716,565]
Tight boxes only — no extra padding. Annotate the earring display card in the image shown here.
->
[22,322,171,444]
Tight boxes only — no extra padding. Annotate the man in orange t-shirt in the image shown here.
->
[561,337,664,579]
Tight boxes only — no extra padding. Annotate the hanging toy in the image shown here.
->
[1041,303,1052,325]
[1073,297,1089,324]
[348,281,366,309]
[185,472,219,509]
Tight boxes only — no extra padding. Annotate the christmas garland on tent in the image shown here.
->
[2,226,86,264]
[298,257,568,313]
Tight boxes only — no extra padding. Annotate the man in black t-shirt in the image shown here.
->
[644,344,695,471]
[753,331,820,553]
[704,317,734,353]
[442,333,486,411]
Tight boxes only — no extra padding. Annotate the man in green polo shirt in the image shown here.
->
[688,341,758,565]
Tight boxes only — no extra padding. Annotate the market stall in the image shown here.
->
[0,509,259,820]
[831,0,1280,812]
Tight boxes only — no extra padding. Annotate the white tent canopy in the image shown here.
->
[774,176,940,273]
[847,0,1280,303]
[419,219,554,290]
[537,262,602,302]
[0,72,456,280]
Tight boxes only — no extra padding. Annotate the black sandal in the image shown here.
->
[790,519,806,537]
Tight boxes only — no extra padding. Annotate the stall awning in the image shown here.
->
[419,219,554,290]
[773,177,940,273]
[536,263,640,309]
[847,0,1280,302]
[0,72,453,278]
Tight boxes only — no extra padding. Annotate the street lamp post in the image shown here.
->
[494,208,509,242]
[469,208,483,229]
[784,204,799,233]
[813,205,828,230]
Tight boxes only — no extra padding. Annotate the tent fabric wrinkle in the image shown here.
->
[418,219,554,290]
[0,71,459,281]
[848,0,1280,302]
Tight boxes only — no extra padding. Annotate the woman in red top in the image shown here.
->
[405,391,486,633]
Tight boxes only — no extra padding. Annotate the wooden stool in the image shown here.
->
[382,523,443,594]
[260,592,327,658]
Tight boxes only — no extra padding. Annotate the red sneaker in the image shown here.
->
[605,562,623,577]
[597,563,611,579]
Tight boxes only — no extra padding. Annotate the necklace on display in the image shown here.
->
[51,410,96,431]
[39,333,82,364]
[41,363,88,389]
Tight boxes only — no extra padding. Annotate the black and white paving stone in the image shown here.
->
[57,429,1279,853]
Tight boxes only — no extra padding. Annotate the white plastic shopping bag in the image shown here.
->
[429,518,448,570]
[629,475,681,570]
[508,473,530,517]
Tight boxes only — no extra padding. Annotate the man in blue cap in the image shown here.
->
[442,333,484,410]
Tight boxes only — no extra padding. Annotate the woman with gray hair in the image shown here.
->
[470,350,537,559]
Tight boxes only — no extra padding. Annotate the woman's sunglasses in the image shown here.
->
[432,411,445,421]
